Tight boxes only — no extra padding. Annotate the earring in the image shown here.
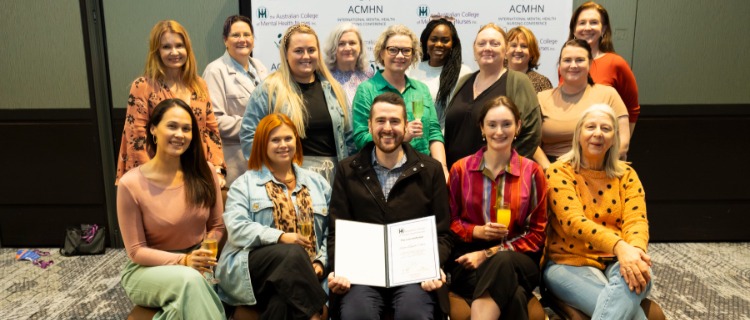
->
[482,135,486,141]
[153,135,157,144]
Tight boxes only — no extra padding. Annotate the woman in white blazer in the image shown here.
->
[204,15,269,187]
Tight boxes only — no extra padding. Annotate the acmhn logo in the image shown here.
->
[417,5,429,17]
[258,7,268,19]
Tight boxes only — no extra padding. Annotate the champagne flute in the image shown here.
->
[298,214,313,238]
[201,236,220,284]
[412,99,424,120]
[496,201,511,230]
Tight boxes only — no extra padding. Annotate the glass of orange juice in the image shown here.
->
[496,202,511,229]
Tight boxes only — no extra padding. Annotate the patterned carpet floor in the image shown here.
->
[1,243,748,319]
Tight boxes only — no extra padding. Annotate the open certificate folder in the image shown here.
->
[334,216,441,287]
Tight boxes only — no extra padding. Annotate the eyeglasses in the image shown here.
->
[385,46,413,56]
[430,15,455,23]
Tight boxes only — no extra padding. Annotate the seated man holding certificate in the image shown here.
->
[327,92,452,319]
[447,96,548,320]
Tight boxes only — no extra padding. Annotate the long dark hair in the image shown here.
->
[146,99,217,208]
[559,39,595,86]
[568,1,615,53]
[420,18,462,109]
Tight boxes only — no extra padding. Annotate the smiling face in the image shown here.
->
[150,106,193,158]
[506,34,530,72]
[381,34,413,75]
[481,106,519,153]
[579,111,614,166]
[369,101,406,154]
[336,31,361,69]
[286,32,319,83]
[159,32,187,72]
[224,21,254,63]
[574,8,605,50]
[266,124,297,167]
[559,45,591,86]
[474,28,506,69]
[426,24,453,67]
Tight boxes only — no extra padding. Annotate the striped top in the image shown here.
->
[448,147,548,254]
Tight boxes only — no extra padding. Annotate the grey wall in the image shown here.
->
[632,0,750,104]
[103,0,238,109]
[0,0,90,109]
[574,0,750,105]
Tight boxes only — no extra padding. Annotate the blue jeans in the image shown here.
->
[544,262,652,320]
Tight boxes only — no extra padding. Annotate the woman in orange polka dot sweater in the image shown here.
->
[543,104,652,319]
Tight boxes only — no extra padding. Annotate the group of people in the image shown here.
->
[115,2,653,319]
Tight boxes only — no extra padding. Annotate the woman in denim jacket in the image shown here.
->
[240,23,354,186]
[218,113,330,319]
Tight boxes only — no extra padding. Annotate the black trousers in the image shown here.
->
[448,250,540,319]
[339,283,436,320]
[248,244,326,320]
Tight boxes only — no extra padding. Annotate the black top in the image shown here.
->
[444,72,508,167]
[298,78,336,157]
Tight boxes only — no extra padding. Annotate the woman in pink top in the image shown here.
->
[117,99,226,319]
[569,1,640,135]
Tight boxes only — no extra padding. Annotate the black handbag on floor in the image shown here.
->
[60,224,106,256]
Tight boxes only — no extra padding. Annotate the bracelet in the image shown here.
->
[182,254,189,266]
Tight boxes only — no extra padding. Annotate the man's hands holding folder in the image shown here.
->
[328,269,446,294]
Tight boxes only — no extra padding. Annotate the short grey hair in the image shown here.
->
[373,24,421,68]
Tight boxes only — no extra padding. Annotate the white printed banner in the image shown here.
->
[251,1,571,86]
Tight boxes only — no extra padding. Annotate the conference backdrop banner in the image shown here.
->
[251,0,572,87]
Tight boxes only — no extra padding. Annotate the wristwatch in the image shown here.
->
[484,248,496,258]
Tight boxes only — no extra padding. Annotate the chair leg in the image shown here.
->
[641,299,666,320]
[127,306,159,320]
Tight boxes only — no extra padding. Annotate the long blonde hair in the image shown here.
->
[558,104,625,178]
[144,20,206,99]
[262,23,349,138]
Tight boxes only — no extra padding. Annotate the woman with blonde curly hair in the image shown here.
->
[116,20,225,187]
[241,23,354,185]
